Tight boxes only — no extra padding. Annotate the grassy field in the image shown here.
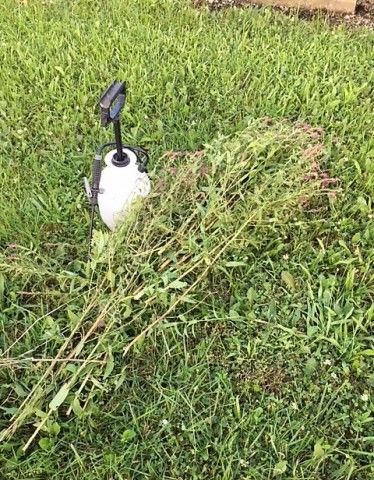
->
[0,0,373,479]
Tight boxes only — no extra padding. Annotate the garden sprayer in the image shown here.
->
[84,81,151,244]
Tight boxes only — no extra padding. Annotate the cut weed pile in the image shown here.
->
[0,0,373,479]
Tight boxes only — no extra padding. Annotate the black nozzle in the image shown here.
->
[99,81,126,127]
[99,81,127,164]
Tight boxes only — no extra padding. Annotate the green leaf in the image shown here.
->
[304,357,317,376]
[0,273,5,307]
[54,66,65,75]
[90,377,107,391]
[103,347,115,379]
[273,460,287,476]
[34,409,47,419]
[38,437,53,451]
[246,287,257,305]
[225,261,247,267]
[49,383,70,411]
[356,196,369,213]
[14,383,28,398]
[106,270,116,285]
[202,449,209,460]
[122,304,132,320]
[67,310,80,329]
[64,363,77,374]
[71,398,84,417]
[114,371,127,391]
[359,349,374,357]
[49,422,61,436]
[313,441,326,459]
[92,230,110,257]
[167,280,188,290]
[281,271,296,290]
[268,298,277,318]
[121,429,136,443]
[2,407,17,416]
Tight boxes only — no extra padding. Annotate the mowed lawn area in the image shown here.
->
[0,0,373,479]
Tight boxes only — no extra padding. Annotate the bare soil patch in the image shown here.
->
[193,0,374,29]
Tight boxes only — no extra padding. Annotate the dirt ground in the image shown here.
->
[193,0,374,29]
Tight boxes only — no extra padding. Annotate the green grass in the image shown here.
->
[0,0,373,479]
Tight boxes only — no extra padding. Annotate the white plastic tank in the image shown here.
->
[98,148,150,230]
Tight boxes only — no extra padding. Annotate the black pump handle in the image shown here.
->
[99,81,126,127]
